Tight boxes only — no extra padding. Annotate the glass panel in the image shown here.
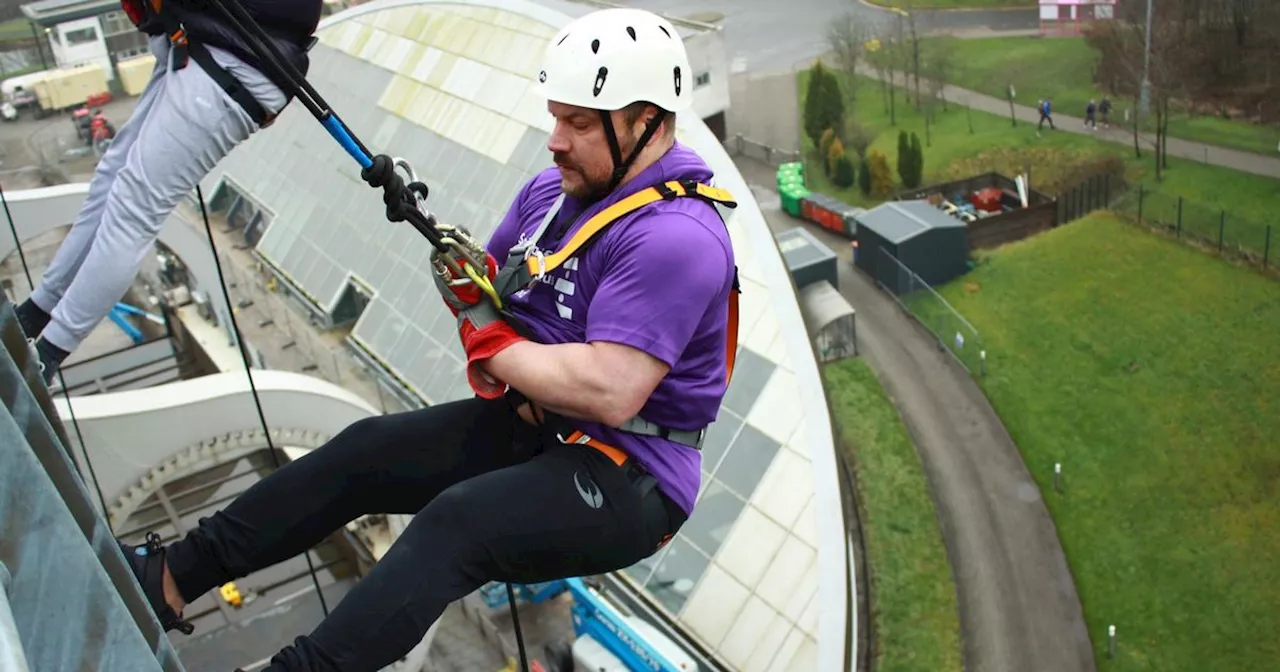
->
[681,480,745,557]
[720,348,775,417]
[643,536,709,616]
[716,423,781,501]
[701,412,743,479]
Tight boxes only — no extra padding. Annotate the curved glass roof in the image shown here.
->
[198,1,842,668]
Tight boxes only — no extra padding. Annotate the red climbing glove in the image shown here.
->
[430,223,527,399]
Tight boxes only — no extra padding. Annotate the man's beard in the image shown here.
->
[554,135,638,203]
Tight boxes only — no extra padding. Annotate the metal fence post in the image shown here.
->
[1265,225,1272,270]
[1177,196,1183,236]
[1138,184,1144,224]
[1218,210,1225,253]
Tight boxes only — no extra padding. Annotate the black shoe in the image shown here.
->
[120,532,195,635]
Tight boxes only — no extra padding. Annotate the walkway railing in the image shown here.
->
[0,295,185,672]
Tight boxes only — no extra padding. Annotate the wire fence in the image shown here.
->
[1113,185,1274,271]
[875,248,987,377]
[723,134,801,167]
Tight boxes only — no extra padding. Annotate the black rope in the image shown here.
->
[505,582,530,672]
[1,181,34,290]
[195,184,330,617]
[201,0,454,255]
[167,4,530,663]
[1,182,114,532]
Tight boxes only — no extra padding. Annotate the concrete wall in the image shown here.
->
[51,368,378,521]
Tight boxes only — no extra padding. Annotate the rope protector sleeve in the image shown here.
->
[322,114,372,169]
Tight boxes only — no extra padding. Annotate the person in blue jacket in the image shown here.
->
[1038,98,1056,131]
[14,0,321,383]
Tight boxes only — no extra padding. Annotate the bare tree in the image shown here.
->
[826,12,869,109]
[920,38,955,113]
[901,3,923,111]
[865,32,896,126]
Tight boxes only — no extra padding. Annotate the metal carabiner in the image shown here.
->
[390,156,483,275]
[392,156,429,212]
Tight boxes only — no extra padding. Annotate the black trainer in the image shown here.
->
[120,532,195,635]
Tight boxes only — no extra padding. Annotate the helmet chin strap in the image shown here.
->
[599,108,668,195]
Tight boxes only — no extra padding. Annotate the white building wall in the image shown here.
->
[50,16,114,80]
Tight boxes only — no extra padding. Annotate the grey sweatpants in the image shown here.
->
[30,34,288,354]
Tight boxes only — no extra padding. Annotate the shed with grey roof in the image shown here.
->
[852,200,968,293]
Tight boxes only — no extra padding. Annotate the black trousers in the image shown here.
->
[164,396,686,671]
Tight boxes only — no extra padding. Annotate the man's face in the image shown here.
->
[546,101,644,200]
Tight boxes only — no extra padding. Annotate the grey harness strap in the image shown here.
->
[491,193,564,300]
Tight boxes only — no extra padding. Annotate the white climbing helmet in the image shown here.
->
[535,7,692,114]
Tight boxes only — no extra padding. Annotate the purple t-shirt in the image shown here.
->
[485,142,736,515]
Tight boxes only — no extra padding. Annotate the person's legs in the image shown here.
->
[124,396,534,633]
[264,439,685,671]
[33,45,281,375]
[16,35,170,338]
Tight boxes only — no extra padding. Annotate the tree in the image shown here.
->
[803,62,845,150]
[865,34,895,126]
[827,137,846,176]
[900,1,923,111]
[833,154,856,189]
[858,154,872,196]
[1088,15,1184,178]
[826,12,869,108]
[896,131,911,185]
[845,120,874,160]
[819,128,837,163]
[867,150,895,198]
[908,132,924,188]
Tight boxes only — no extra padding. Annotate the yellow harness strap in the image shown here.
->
[524,180,737,279]
[517,179,742,388]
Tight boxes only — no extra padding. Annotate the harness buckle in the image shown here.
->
[526,248,548,282]
[655,181,679,201]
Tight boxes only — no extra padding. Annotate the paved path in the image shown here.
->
[851,63,1280,179]
[733,158,1096,672]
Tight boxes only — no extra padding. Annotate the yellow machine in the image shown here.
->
[219,581,243,608]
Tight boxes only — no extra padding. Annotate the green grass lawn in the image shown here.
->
[797,69,1280,258]
[930,211,1280,671]
[823,358,963,672]
[926,35,1280,156]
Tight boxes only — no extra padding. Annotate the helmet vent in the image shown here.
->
[659,25,671,38]
[557,32,569,46]
[626,26,636,40]
[593,66,608,97]
[673,66,682,96]
[591,38,600,54]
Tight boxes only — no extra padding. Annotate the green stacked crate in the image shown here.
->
[776,164,804,188]
[776,162,807,218]
[780,184,809,217]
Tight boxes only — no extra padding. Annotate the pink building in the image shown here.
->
[1038,0,1117,36]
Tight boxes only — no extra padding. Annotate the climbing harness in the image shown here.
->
[122,0,283,127]
[492,179,744,451]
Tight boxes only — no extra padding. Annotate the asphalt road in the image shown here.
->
[734,157,1096,672]
[626,0,1038,74]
